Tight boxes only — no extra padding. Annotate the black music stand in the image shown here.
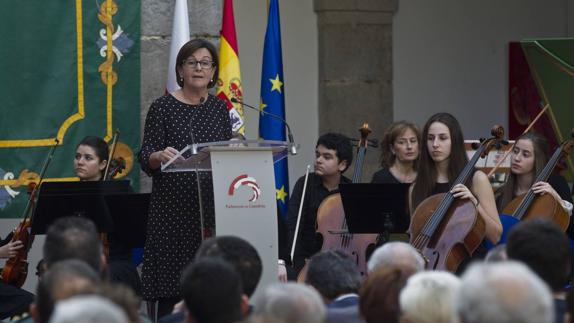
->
[104,193,150,248]
[339,183,410,243]
[31,180,135,236]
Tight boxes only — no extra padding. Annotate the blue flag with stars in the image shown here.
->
[259,0,289,218]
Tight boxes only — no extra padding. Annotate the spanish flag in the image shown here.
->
[216,0,245,134]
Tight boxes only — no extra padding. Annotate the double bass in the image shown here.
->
[492,129,574,246]
[1,139,59,287]
[409,126,505,272]
[299,124,378,279]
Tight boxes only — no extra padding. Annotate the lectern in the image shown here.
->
[162,139,296,299]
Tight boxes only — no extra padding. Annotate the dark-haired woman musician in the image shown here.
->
[497,132,573,234]
[409,113,502,246]
[74,136,142,296]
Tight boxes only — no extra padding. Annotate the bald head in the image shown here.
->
[367,242,425,273]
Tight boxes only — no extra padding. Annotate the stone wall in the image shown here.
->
[314,0,397,180]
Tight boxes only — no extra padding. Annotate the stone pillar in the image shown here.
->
[314,0,397,180]
[140,0,222,192]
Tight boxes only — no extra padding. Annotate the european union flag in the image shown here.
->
[259,0,289,218]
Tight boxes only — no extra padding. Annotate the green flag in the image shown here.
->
[522,39,574,180]
[0,0,141,218]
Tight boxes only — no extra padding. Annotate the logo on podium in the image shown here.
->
[228,174,261,202]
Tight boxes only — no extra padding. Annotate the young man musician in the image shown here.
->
[280,133,353,280]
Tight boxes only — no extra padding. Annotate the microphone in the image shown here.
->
[231,97,297,155]
[189,96,205,155]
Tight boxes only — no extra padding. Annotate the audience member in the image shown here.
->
[254,282,325,323]
[360,266,415,323]
[399,271,460,323]
[181,258,247,323]
[367,242,424,274]
[48,295,128,323]
[305,250,363,323]
[31,259,101,323]
[484,244,508,263]
[159,236,262,323]
[195,235,262,298]
[506,219,571,323]
[455,261,553,323]
[43,216,105,275]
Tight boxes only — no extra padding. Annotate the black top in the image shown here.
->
[286,172,351,272]
[371,168,402,184]
[138,94,232,300]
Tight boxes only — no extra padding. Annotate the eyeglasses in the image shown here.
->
[184,59,215,69]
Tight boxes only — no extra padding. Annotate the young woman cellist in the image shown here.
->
[497,132,573,237]
[409,113,502,271]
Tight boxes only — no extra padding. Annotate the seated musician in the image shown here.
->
[409,113,502,256]
[372,121,420,184]
[0,234,34,320]
[73,136,142,296]
[282,133,353,279]
[497,132,573,234]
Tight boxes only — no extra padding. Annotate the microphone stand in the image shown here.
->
[231,98,297,155]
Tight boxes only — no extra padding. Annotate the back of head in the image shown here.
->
[399,271,461,323]
[316,132,353,172]
[181,257,243,323]
[94,284,141,323]
[36,259,101,323]
[305,249,361,302]
[255,282,325,323]
[506,219,571,291]
[48,295,128,323]
[367,242,425,274]
[456,261,553,323]
[360,266,415,323]
[43,216,102,272]
[195,235,262,297]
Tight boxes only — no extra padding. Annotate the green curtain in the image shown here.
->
[0,0,141,218]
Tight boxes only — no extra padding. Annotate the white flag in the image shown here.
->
[166,0,190,93]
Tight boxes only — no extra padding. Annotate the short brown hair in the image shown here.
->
[175,38,219,89]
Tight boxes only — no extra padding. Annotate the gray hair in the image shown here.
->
[367,242,425,273]
[48,295,128,323]
[455,261,554,323]
[254,283,325,323]
[400,271,461,323]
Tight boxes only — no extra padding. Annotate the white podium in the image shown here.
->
[162,139,295,299]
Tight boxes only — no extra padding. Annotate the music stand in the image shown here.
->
[32,181,131,235]
[104,193,150,248]
[340,183,410,243]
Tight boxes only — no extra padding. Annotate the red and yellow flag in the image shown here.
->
[216,0,245,133]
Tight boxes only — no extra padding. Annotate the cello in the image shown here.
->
[1,139,59,287]
[409,125,505,272]
[298,123,378,280]
[490,129,574,247]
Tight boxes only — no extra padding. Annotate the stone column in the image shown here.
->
[314,0,397,180]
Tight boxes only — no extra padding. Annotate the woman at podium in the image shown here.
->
[74,136,142,296]
[138,38,232,316]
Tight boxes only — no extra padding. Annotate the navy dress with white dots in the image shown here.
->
[138,93,232,300]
